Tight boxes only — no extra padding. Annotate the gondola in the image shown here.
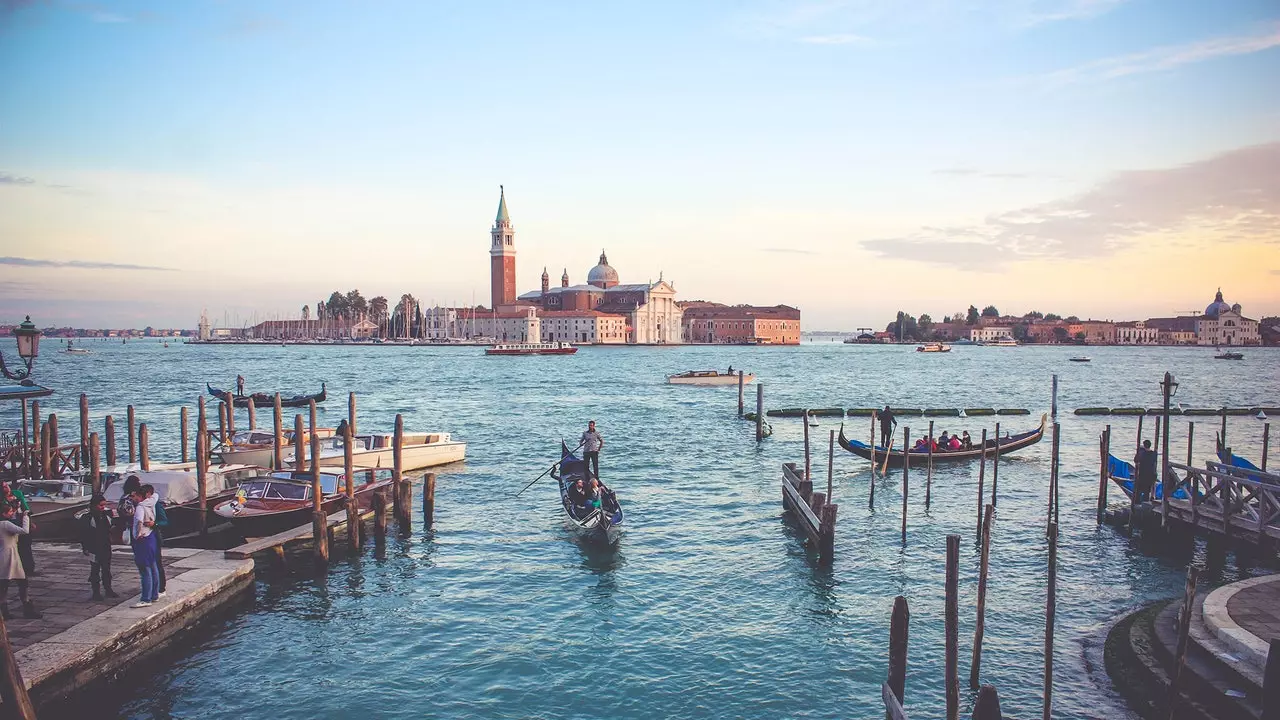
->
[206,382,326,408]
[837,413,1047,468]
[550,442,624,543]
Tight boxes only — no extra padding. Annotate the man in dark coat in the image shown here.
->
[78,493,118,601]
[879,405,897,448]
[1135,439,1158,503]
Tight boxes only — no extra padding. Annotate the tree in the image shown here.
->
[886,312,922,341]
[951,312,965,324]
[1052,326,1069,343]
[1012,324,1030,342]
[1074,331,1087,343]
[345,289,368,319]
[966,305,979,325]
[326,291,347,319]
[317,300,327,320]
[981,305,1000,318]
[1044,313,1062,322]
[1023,310,1043,320]
[918,313,935,339]
[302,305,310,321]
[369,296,389,325]
[1065,315,1080,323]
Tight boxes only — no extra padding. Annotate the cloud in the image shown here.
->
[1021,0,1128,26]
[1042,23,1280,85]
[0,256,175,271]
[863,142,1280,268]
[933,168,1052,180]
[0,172,35,185]
[762,247,818,255]
[799,33,874,45]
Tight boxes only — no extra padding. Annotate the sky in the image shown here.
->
[1,0,1278,331]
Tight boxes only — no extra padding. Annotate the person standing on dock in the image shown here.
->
[79,493,118,601]
[1135,439,1158,503]
[129,487,160,608]
[0,504,40,618]
[879,405,897,448]
[580,420,604,480]
[236,374,246,396]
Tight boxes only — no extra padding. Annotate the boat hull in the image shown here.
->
[485,348,577,355]
[29,501,88,541]
[218,480,389,538]
[837,414,1047,468]
[668,373,754,386]
[217,446,274,467]
[315,441,466,471]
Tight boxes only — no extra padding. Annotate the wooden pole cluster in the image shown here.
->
[139,423,150,471]
[901,427,910,542]
[945,533,960,720]
[1166,565,1200,720]
[977,428,988,540]
[127,405,136,462]
[970,504,995,689]
[273,393,284,470]
[991,422,1001,507]
[1097,425,1111,524]
[344,423,359,552]
[1043,522,1058,720]
[180,406,189,463]
[755,384,764,442]
[926,420,935,509]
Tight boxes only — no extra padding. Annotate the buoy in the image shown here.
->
[1258,410,1268,420]
[958,409,967,418]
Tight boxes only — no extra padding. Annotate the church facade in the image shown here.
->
[1196,289,1260,346]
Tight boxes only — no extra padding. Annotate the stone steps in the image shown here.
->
[1149,594,1261,720]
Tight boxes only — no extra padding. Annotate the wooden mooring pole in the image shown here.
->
[127,405,136,463]
[423,472,437,527]
[139,423,150,471]
[870,411,878,474]
[926,420,934,509]
[1187,422,1195,465]
[0,615,37,720]
[79,393,90,466]
[273,393,283,470]
[89,433,101,495]
[293,415,305,473]
[19,399,29,479]
[1048,422,1060,533]
[225,391,236,437]
[372,490,388,542]
[803,410,812,481]
[217,402,227,446]
[901,427,910,542]
[755,384,764,442]
[888,595,909,718]
[247,396,257,431]
[105,415,116,468]
[180,406,189,463]
[973,685,1004,720]
[344,423,359,552]
[945,533,960,720]
[1161,372,1174,528]
[1166,565,1200,720]
[827,429,834,501]
[991,421,1001,507]
[196,429,208,535]
[1097,425,1110,525]
[1263,422,1270,472]
[310,410,327,563]
[348,392,357,436]
[1044,521,1058,720]
[977,428,987,540]
[40,423,51,480]
[970,503,995,689]
[1220,409,1228,450]
[737,371,744,417]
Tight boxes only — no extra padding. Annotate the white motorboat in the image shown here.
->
[667,370,755,386]
[290,432,466,471]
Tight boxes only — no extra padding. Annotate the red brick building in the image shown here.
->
[679,302,801,345]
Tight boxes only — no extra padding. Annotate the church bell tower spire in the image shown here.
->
[489,185,516,308]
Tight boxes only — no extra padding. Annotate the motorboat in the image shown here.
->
[485,342,578,355]
[916,343,952,353]
[287,432,466,472]
[101,464,265,537]
[64,340,91,355]
[1069,356,1092,362]
[1214,351,1244,360]
[667,370,754,385]
[18,477,97,540]
[212,468,393,538]
[214,428,338,468]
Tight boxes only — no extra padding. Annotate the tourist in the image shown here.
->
[0,504,40,618]
[116,475,142,543]
[147,485,169,597]
[236,374,246,395]
[937,431,951,451]
[567,477,589,516]
[913,438,928,452]
[2,481,35,576]
[586,478,603,510]
[879,406,897,448]
[335,418,350,439]
[580,421,604,481]
[1135,440,1158,503]
[130,487,160,608]
[961,431,973,450]
[948,434,962,451]
[78,493,118,601]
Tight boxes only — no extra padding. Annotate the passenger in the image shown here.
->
[948,435,962,451]
[961,431,973,450]
[913,438,928,452]
[567,477,588,515]
[130,487,160,608]
[727,365,734,375]
[115,475,143,543]
[146,485,168,598]
[586,479,604,510]
[937,431,950,451]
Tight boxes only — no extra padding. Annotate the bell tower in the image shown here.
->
[490,186,516,308]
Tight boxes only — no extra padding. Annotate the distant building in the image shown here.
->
[970,326,1015,343]
[678,302,801,345]
[1027,320,1068,344]
[1144,316,1198,345]
[1114,320,1159,345]
[422,306,540,342]
[1067,320,1115,345]
[539,310,627,344]
[1195,289,1259,346]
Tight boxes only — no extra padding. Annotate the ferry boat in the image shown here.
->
[485,341,578,356]
[916,342,951,353]
[982,337,1019,347]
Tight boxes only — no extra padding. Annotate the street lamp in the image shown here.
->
[1,316,41,382]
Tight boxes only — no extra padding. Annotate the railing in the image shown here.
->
[1160,462,1280,541]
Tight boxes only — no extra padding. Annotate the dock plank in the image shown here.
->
[224,508,372,559]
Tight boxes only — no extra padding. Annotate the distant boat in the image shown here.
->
[1069,356,1091,362]
[1214,351,1243,360]
[984,337,1019,347]
[485,342,578,356]
[916,342,951,353]
[667,370,754,385]
[64,340,91,355]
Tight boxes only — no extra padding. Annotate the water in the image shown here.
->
[7,339,1278,719]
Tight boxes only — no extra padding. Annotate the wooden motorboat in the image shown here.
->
[837,413,1047,468]
[101,464,265,538]
[220,428,340,468]
[299,432,466,471]
[212,468,393,538]
[18,477,96,540]
[485,342,577,355]
[206,382,326,408]
[667,370,755,386]
[916,343,951,353]
[1214,351,1243,360]
[551,442,623,543]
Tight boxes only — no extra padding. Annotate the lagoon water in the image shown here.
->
[8,339,1279,719]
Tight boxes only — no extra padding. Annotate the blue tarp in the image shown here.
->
[1108,453,1190,500]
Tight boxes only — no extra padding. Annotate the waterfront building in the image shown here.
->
[422,306,540,342]
[1195,289,1260,346]
[1026,320,1068,344]
[539,310,627,344]
[1144,317,1198,345]
[198,311,211,341]
[970,326,1015,343]
[1067,320,1116,344]
[678,302,801,344]
[1114,320,1159,345]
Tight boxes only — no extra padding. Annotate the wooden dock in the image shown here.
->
[1154,461,1280,544]
[781,462,836,563]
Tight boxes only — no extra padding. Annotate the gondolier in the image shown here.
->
[879,405,897,448]
[580,421,604,480]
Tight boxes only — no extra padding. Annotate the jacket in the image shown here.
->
[78,510,113,558]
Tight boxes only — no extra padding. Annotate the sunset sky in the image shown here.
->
[1,0,1277,330]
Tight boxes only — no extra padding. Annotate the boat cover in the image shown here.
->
[1108,454,1190,500]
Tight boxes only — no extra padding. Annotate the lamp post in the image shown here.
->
[1160,372,1178,528]
[0,316,41,382]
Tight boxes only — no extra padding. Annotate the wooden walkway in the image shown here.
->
[1154,461,1280,544]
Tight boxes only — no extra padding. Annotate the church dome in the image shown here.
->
[1204,289,1232,318]
[587,250,619,289]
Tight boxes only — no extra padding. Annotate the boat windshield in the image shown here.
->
[19,480,84,498]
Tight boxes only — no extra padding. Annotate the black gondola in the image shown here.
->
[837,413,1047,468]
[206,382,326,408]
[550,442,624,543]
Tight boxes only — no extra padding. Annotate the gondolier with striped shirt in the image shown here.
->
[580,421,604,481]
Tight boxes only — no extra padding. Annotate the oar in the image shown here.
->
[515,440,585,497]
[880,427,895,476]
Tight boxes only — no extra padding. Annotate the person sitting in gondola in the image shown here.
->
[937,431,951,451]
[567,478,590,517]
[947,434,962,451]
[913,437,929,452]
[586,478,605,510]
[961,431,973,450]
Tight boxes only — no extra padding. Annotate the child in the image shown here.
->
[78,494,118,601]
